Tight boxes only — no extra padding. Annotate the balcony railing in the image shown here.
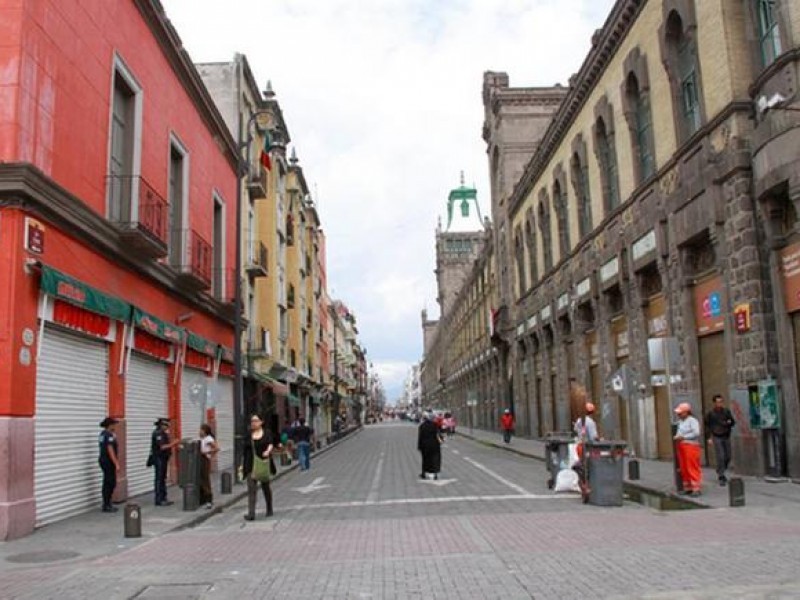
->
[174,229,212,290]
[245,240,268,278]
[107,175,168,258]
[247,164,268,200]
[248,326,270,356]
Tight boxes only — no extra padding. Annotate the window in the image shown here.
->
[627,73,655,182]
[212,197,224,299]
[524,211,538,285]
[538,197,553,273]
[757,0,782,67]
[553,177,570,259]
[108,67,140,223]
[168,140,187,266]
[571,152,592,238]
[286,214,295,246]
[662,9,704,141]
[514,228,526,295]
[595,117,619,213]
[678,40,701,135]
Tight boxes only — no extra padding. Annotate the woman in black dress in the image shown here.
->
[243,413,274,520]
[417,412,444,480]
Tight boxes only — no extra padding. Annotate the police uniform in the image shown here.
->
[98,423,118,512]
[151,422,173,505]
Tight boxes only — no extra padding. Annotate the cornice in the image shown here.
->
[508,0,645,217]
[0,163,236,325]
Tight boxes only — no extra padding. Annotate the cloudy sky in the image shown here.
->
[162,0,615,400]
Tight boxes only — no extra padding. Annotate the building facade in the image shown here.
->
[0,0,239,539]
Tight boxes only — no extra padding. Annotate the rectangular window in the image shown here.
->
[681,70,701,135]
[758,0,782,67]
[580,165,592,237]
[168,143,186,266]
[108,72,136,223]
[599,135,619,211]
[635,94,655,180]
[212,198,224,299]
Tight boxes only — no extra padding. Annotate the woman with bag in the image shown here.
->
[243,413,275,520]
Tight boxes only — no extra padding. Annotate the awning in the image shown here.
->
[252,372,289,396]
[187,331,217,356]
[40,265,131,322]
[288,393,301,408]
[132,307,184,343]
[267,364,288,381]
[220,346,234,363]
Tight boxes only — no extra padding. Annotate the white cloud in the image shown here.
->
[162,0,614,397]
[371,359,414,400]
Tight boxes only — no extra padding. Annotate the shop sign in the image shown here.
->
[557,293,569,312]
[780,241,800,313]
[526,315,537,330]
[651,374,667,387]
[575,277,591,298]
[632,229,656,261]
[40,265,131,322]
[25,217,45,254]
[133,308,184,344]
[646,296,668,337]
[734,303,751,333]
[600,257,619,283]
[693,276,724,336]
[539,305,551,322]
[516,323,525,337]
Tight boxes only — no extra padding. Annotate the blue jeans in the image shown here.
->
[297,441,311,471]
[154,456,168,504]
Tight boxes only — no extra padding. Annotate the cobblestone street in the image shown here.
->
[2,423,800,599]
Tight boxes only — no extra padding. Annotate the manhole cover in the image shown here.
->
[132,584,212,599]
[6,549,80,563]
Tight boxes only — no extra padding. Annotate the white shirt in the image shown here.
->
[676,416,701,445]
[574,415,599,442]
[200,434,215,456]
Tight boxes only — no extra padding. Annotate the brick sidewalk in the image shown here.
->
[0,427,362,569]
[458,427,800,510]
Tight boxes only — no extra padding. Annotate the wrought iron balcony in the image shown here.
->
[247,326,270,357]
[107,175,168,258]
[174,229,212,290]
[247,164,268,200]
[245,241,268,278]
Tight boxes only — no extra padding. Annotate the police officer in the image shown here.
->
[98,417,120,513]
[151,418,180,506]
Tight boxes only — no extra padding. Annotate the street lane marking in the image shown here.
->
[288,493,576,510]
[366,446,386,502]
[451,449,460,455]
[293,477,331,494]
[418,478,457,486]
[461,456,532,495]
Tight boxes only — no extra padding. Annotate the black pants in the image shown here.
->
[100,460,116,508]
[712,436,732,478]
[503,430,512,443]
[154,456,168,504]
[199,456,213,505]
[247,476,273,517]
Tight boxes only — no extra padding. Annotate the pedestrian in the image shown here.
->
[572,402,599,502]
[199,424,219,509]
[500,408,515,444]
[293,417,315,471]
[98,417,120,513]
[674,402,703,497]
[417,412,444,480]
[243,413,275,520]
[150,418,180,506]
[704,394,736,486]
[444,412,456,438]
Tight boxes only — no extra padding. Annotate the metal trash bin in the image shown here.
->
[585,440,627,507]
[178,439,202,511]
[544,432,575,489]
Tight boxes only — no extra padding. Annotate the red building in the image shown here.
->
[0,0,239,539]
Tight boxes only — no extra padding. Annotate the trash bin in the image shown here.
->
[585,440,627,507]
[544,432,575,489]
[178,439,202,511]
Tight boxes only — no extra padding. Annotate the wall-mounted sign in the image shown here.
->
[516,323,525,337]
[24,217,45,254]
[647,295,668,338]
[575,277,591,298]
[600,257,619,283]
[540,305,552,321]
[557,293,569,311]
[693,276,724,336]
[527,315,537,330]
[616,330,629,358]
[780,241,800,313]
[632,229,656,261]
[734,303,751,333]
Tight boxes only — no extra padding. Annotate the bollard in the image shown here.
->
[628,458,640,481]
[124,503,142,538]
[316,441,322,451]
[729,477,745,507]
[220,472,232,495]
[183,482,199,511]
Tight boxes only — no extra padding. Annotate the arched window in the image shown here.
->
[626,72,655,182]
[286,214,295,246]
[757,0,782,67]
[663,9,703,140]
[514,227,526,295]
[594,116,619,213]
[571,151,592,238]
[538,197,553,272]
[524,208,538,285]
[553,177,570,258]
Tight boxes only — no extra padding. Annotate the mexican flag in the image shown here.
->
[260,129,272,171]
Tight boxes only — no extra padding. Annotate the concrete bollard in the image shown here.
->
[124,503,142,538]
[628,459,640,481]
[220,472,232,495]
[183,482,199,511]
[729,477,745,507]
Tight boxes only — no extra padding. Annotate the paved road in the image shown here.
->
[3,422,800,599]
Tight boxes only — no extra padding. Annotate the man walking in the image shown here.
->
[704,394,736,486]
[500,409,515,444]
[293,417,315,471]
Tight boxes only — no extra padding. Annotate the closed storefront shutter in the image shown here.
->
[126,355,169,497]
[35,328,108,526]
[214,378,235,472]
[181,368,207,442]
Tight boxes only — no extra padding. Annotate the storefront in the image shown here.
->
[181,333,217,443]
[214,351,235,472]
[612,316,630,442]
[646,295,672,459]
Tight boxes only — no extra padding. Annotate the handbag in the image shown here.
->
[251,440,271,482]
[269,456,277,476]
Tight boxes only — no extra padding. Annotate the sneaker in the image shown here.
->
[719,478,727,487]
[205,503,214,509]
[157,500,175,507]
[244,514,255,521]
[102,506,114,513]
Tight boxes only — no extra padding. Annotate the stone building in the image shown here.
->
[498,0,800,477]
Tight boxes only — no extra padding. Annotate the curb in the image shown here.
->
[168,426,364,533]
[457,430,712,509]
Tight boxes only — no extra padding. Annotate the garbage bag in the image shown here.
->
[554,468,581,493]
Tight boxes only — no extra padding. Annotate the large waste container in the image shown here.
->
[585,440,627,506]
[544,432,575,489]
[178,439,202,511]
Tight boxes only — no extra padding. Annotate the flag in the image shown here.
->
[260,129,272,171]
